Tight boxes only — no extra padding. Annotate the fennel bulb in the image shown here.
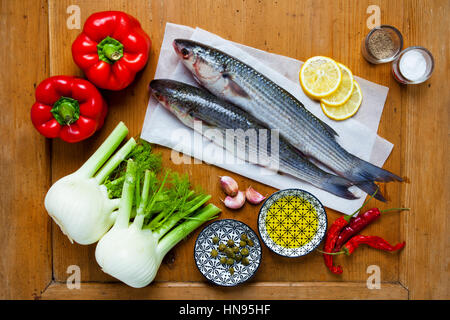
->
[96,224,160,288]
[45,122,137,245]
[95,161,221,288]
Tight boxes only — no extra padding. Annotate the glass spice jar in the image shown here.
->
[392,46,434,84]
[361,25,403,64]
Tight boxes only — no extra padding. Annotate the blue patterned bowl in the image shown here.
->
[194,219,262,286]
[257,189,327,258]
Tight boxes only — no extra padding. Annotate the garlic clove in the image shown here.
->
[223,190,246,209]
[220,176,239,197]
[245,186,266,205]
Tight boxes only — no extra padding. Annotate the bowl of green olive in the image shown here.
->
[193,219,262,286]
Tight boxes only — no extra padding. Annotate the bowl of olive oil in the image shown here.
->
[257,189,327,258]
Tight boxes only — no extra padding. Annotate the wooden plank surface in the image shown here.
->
[41,281,408,300]
[48,0,404,285]
[0,0,52,299]
[399,0,450,299]
[0,0,448,299]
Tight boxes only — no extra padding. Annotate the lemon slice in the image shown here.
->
[320,63,354,106]
[299,56,342,99]
[321,80,363,120]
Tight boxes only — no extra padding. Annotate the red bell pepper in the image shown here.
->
[31,76,107,143]
[71,11,151,91]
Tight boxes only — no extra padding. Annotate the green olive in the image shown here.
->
[240,234,248,241]
[235,254,242,262]
[210,249,218,258]
[226,258,234,265]
[226,251,235,259]
[246,238,254,247]
[218,243,226,252]
[242,257,250,266]
[232,246,240,253]
[240,247,249,256]
[212,236,219,244]
[229,267,235,275]
[220,256,227,264]
[239,240,247,247]
[227,239,235,247]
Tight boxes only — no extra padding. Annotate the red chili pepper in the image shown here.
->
[322,216,347,274]
[321,187,381,274]
[31,76,107,143]
[333,207,409,252]
[71,11,151,91]
[337,235,405,256]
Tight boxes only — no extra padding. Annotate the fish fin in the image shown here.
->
[347,157,403,183]
[223,73,250,98]
[354,181,387,202]
[321,175,358,200]
[191,73,202,85]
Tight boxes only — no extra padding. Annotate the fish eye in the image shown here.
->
[181,48,190,58]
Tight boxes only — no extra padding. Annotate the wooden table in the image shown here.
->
[1,0,448,300]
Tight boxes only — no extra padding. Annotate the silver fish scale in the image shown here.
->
[162,83,339,187]
[173,40,401,198]
[216,54,354,174]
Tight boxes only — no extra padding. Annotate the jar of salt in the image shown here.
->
[392,46,434,84]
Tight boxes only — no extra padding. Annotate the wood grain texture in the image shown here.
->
[41,281,408,300]
[48,0,405,286]
[399,0,450,300]
[0,0,447,299]
[0,0,52,299]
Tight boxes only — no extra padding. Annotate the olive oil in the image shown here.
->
[265,195,318,248]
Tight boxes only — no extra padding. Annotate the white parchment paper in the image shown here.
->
[141,23,394,215]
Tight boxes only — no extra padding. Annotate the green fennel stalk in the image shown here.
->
[95,160,221,288]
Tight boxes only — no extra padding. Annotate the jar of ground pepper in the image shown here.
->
[361,25,403,64]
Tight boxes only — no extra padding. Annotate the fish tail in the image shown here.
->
[346,157,403,184]
[321,175,358,200]
[354,181,387,202]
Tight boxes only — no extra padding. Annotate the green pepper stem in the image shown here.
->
[344,187,379,222]
[51,97,80,126]
[97,36,124,63]
[59,103,76,123]
[103,44,122,61]
[316,249,348,256]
